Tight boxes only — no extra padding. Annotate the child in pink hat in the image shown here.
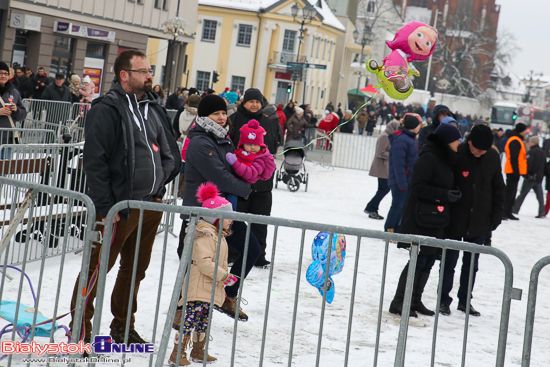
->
[225,119,276,183]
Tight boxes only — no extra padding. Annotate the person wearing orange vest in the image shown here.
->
[503,122,528,220]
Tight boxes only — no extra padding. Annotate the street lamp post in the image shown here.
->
[290,3,315,102]
[353,25,375,106]
[161,0,190,94]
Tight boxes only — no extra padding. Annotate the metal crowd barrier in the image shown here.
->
[522,256,550,367]
[16,119,69,140]
[68,103,91,129]
[22,99,72,125]
[65,200,521,367]
[0,178,96,367]
[0,144,87,265]
[0,128,57,145]
[331,132,378,170]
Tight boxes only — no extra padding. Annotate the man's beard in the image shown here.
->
[143,81,153,93]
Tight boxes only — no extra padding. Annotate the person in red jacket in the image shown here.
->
[318,111,340,149]
[276,104,287,140]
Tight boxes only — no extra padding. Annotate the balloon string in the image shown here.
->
[276,90,379,156]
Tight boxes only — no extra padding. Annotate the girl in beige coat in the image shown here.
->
[169,182,237,366]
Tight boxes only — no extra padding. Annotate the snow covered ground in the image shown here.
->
[3,156,550,367]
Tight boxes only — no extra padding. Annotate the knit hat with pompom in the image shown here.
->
[238,119,266,148]
[196,182,233,225]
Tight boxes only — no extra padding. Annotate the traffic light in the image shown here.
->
[512,111,517,120]
[286,84,292,94]
[212,71,219,84]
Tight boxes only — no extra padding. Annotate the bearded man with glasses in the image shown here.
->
[69,50,180,346]
[0,61,27,158]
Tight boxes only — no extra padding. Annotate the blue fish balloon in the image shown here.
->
[306,232,346,303]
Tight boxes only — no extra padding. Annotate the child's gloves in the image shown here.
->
[226,152,237,165]
[222,272,238,286]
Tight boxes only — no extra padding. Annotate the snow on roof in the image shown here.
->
[198,0,345,32]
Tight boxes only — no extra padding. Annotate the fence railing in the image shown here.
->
[0,178,96,366]
[67,200,523,367]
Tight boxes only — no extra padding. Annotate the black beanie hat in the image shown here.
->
[0,62,9,73]
[469,124,493,150]
[402,113,421,130]
[435,123,461,144]
[198,94,226,117]
[242,88,264,104]
[514,122,527,133]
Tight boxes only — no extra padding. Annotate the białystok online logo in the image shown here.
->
[1,335,155,356]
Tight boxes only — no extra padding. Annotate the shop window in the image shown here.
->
[86,42,106,58]
[202,20,217,42]
[51,35,74,77]
[196,71,211,91]
[237,25,253,47]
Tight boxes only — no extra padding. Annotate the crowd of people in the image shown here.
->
[361,103,549,319]
[8,64,97,103]
[8,53,549,365]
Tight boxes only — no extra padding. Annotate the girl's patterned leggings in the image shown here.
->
[182,301,210,336]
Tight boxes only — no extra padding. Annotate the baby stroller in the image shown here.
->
[275,139,308,192]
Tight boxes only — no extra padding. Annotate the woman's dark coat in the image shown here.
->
[399,133,457,252]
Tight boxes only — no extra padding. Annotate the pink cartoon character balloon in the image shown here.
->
[366,22,438,100]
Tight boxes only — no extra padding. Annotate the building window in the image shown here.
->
[367,0,375,12]
[322,39,327,60]
[411,0,427,6]
[231,76,245,93]
[154,0,167,9]
[328,42,334,62]
[237,24,253,46]
[196,71,211,91]
[202,20,217,42]
[128,0,144,3]
[282,30,297,53]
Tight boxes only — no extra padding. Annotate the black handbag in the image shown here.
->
[415,200,450,228]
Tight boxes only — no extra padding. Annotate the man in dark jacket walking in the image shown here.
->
[69,50,180,345]
[230,88,279,267]
[512,135,546,218]
[440,124,505,317]
[417,104,453,151]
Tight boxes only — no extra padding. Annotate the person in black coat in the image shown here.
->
[512,135,546,217]
[440,124,505,317]
[389,124,462,317]
[229,88,279,267]
[282,101,295,121]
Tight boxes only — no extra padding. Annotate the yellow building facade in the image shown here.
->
[186,0,345,115]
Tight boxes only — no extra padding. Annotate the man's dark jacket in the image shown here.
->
[526,144,545,183]
[447,143,505,238]
[230,103,279,192]
[42,84,72,102]
[83,81,180,219]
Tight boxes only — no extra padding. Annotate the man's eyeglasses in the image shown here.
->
[125,69,154,76]
[0,73,9,77]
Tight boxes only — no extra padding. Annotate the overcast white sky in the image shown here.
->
[496,0,548,80]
